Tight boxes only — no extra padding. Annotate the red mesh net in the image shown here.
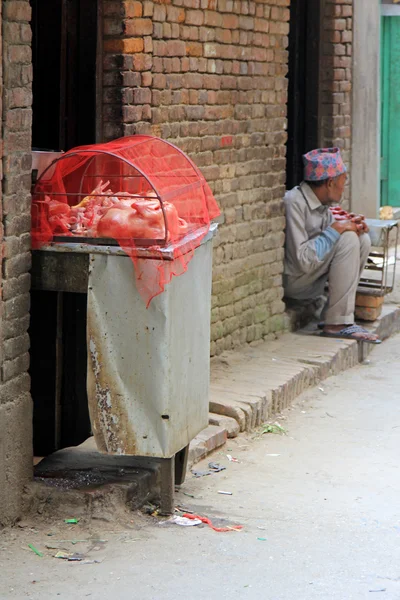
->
[32,136,220,306]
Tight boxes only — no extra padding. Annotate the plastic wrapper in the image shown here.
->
[31,135,220,306]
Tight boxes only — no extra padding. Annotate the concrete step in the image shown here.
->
[186,304,400,468]
[209,413,240,438]
[187,425,227,469]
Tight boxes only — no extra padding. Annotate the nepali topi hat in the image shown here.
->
[303,147,347,182]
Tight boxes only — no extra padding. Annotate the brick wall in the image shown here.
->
[103,0,290,355]
[320,0,353,208]
[0,0,33,526]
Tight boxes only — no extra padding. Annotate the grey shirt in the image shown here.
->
[283,182,340,277]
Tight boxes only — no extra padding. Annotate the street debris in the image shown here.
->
[175,505,193,514]
[45,543,69,551]
[191,462,226,477]
[64,518,79,525]
[55,551,84,561]
[28,544,43,557]
[218,491,233,495]
[227,455,239,463]
[160,515,202,527]
[143,502,159,515]
[191,469,211,478]
[266,454,280,457]
[257,538,267,541]
[369,590,386,593]
[260,422,287,436]
[182,513,243,533]
[208,462,226,472]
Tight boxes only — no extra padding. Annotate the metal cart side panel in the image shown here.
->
[86,239,213,458]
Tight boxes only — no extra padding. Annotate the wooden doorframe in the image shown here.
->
[350,0,380,217]
[95,0,104,143]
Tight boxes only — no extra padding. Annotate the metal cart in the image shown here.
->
[30,137,220,513]
[359,219,399,294]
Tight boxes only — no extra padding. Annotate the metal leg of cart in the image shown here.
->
[159,457,175,516]
[175,444,189,486]
[159,445,190,515]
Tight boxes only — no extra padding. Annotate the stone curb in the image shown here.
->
[188,304,400,467]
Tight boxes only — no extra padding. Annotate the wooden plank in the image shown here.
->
[96,0,104,143]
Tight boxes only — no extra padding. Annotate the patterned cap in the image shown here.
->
[303,147,347,181]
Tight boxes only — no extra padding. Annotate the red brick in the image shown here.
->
[143,1,154,16]
[205,10,223,27]
[181,56,190,71]
[104,1,124,17]
[122,105,143,122]
[153,4,166,20]
[132,53,153,71]
[133,88,152,104]
[341,5,352,18]
[186,9,204,25]
[166,40,187,57]
[255,18,269,33]
[153,73,167,88]
[4,1,31,21]
[186,42,203,57]
[215,28,232,44]
[124,18,153,36]
[221,14,239,29]
[7,45,31,64]
[104,17,124,36]
[144,36,153,53]
[166,6,186,22]
[104,38,144,54]
[123,1,143,17]
[183,72,204,88]
[341,30,352,43]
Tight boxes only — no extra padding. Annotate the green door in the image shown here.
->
[381,16,400,206]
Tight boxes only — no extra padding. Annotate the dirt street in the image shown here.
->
[1,335,400,600]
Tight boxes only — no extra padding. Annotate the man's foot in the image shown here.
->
[321,324,381,344]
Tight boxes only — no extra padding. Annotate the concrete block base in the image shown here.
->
[23,447,161,522]
[0,394,32,527]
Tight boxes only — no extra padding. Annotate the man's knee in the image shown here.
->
[337,231,359,251]
[360,232,371,254]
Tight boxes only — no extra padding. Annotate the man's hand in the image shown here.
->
[350,214,369,233]
[330,208,369,234]
[331,220,361,235]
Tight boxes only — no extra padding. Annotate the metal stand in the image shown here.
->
[360,219,399,294]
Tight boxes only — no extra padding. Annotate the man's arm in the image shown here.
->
[285,200,341,274]
[285,201,362,275]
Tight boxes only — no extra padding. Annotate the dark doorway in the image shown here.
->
[30,0,101,456]
[31,0,99,152]
[286,0,322,190]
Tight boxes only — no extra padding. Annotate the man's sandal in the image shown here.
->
[320,324,381,344]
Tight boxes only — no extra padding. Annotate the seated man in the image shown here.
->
[283,147,380,344]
